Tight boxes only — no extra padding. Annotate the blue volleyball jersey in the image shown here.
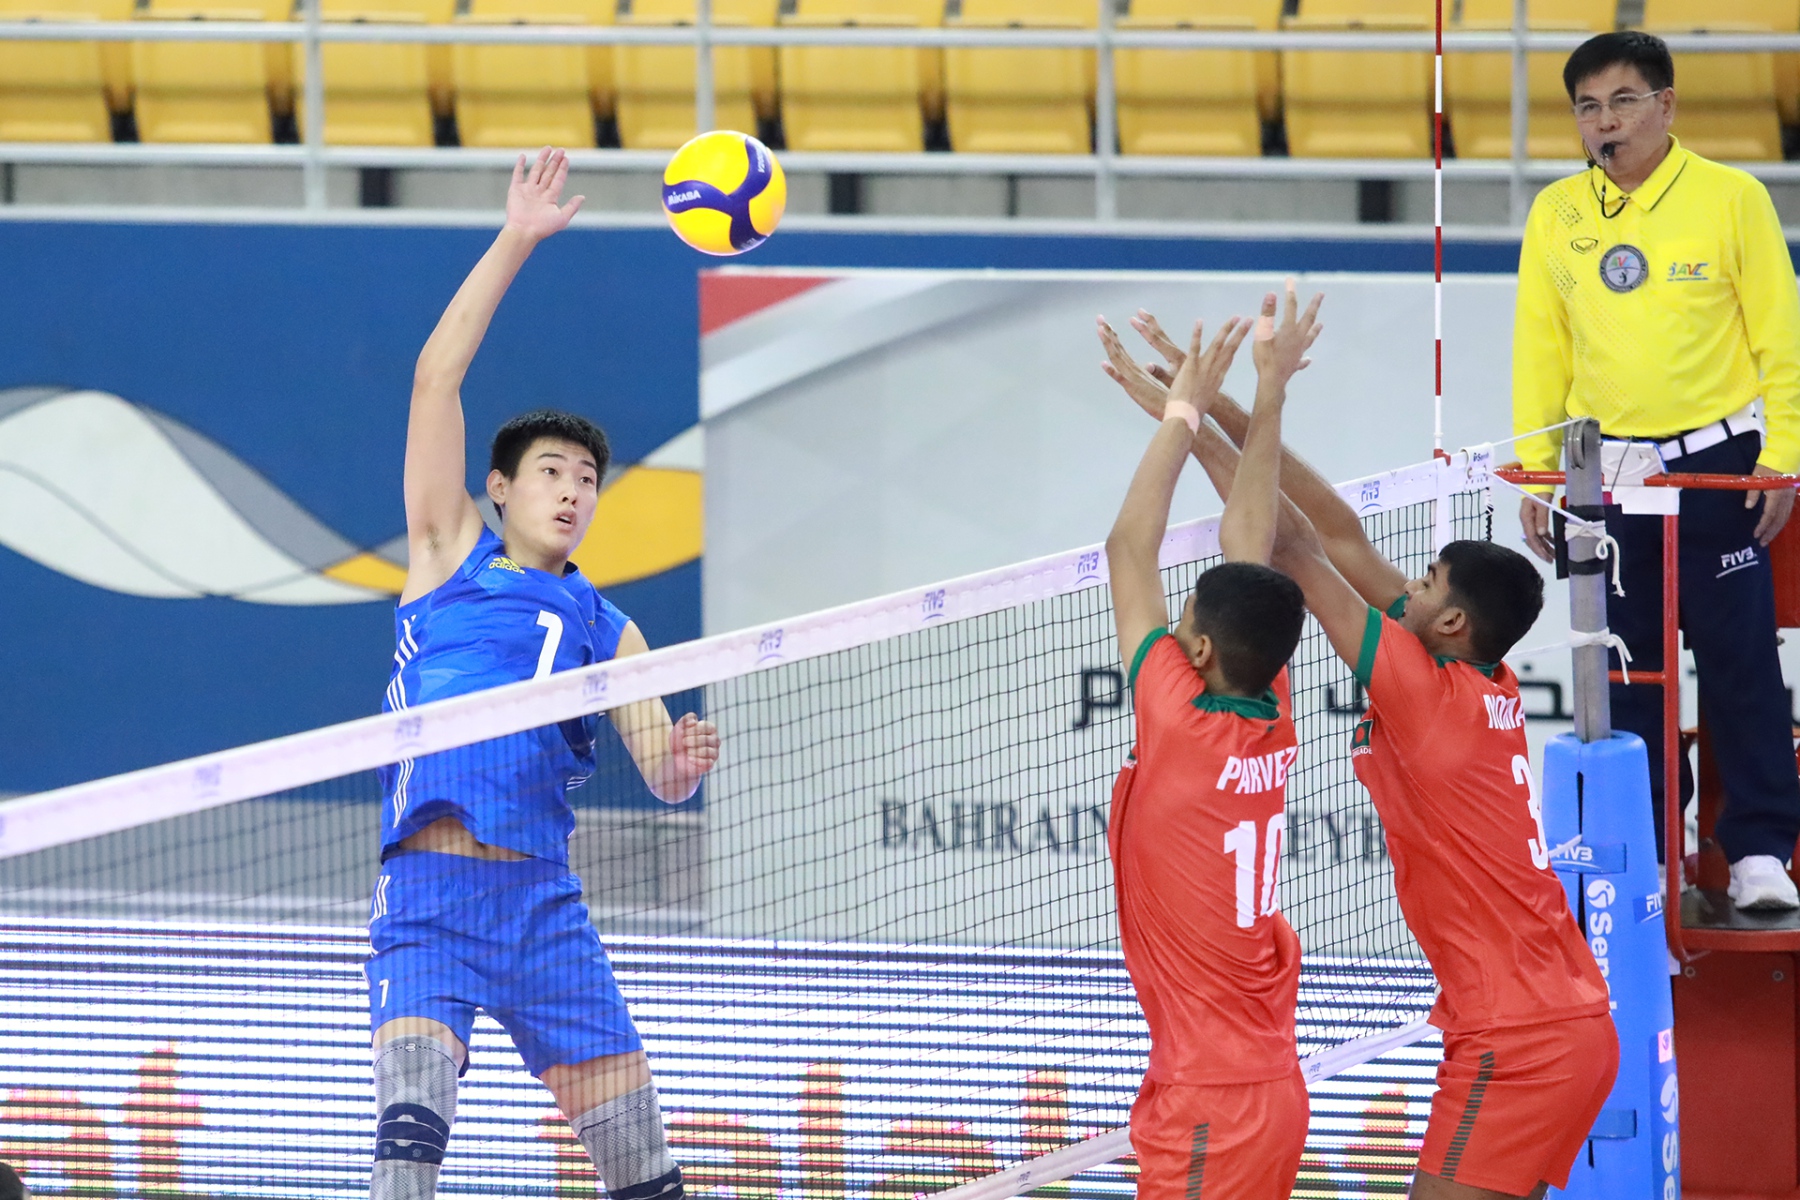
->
[378,527,631,864]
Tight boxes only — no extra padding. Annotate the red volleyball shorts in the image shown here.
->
[1128,1068,1309,1200]
[1418,1013,1620,1194]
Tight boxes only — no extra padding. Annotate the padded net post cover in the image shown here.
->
[0,452,1496,1198]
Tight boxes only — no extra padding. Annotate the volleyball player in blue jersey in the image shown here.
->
[365,147,718,1200]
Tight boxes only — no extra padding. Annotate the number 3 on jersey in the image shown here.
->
[1514,753,1552,870]
[1223,814,1286,929]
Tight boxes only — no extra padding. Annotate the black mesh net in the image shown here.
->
[0,481,1491,1199]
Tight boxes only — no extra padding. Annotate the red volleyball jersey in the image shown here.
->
[1109,632,1304,1086]
[1351,610,1610,1032]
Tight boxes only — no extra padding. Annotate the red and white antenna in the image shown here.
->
[1433,0,1447,459]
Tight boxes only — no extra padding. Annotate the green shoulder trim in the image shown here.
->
[1385,594,1407,619]
[1128,628,1169,692]
[1192,689,1281,720]
[1436,655,1500,678]
[1355,606,1382,687]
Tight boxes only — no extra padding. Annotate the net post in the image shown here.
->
[1565,417,1611,743]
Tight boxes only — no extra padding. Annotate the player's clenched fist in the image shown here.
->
[669,712,720,781]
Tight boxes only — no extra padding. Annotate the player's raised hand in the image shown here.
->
[1098,316,1172,419]
[668,712,720,784]
[505,146,585,243]
[1250,278,1324,386]
[1129,309,1188,388]
[1165,316,1250,420]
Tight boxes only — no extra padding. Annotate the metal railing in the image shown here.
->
[2,3,1797,221]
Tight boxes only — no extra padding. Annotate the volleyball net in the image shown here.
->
[0,450,1495,1200]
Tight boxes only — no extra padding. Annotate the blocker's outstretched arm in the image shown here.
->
[1103,303,1407,614]
[607,622,720,804]
[1106,410,1198,673]
[401,147,584,604]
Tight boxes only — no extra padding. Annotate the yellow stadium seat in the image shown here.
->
[146,0,294,117]
[133,9,272,142]
[1124,0,1281,122]
[292,12,432,145]
[943,0,1093,155]
[0,0,134,113]
[1282,13,1431,157]
[1642,0,1799,122]
[612,0,772,148]
[785,0,943,125]
[452,13,594,148]
[0,15,111,140]
[1447,1,1614,159]
[1644,0,1794,153]
[613,0,777,149]
[778,12,922,151]
[321,0,453,117]
[472,0,613,118]
[1636,26,1783,160]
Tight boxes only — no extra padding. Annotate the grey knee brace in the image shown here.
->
[572,1082,685,1200]
[370,1036,459,1200]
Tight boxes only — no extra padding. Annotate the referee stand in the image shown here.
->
[1505,423,1800,1200]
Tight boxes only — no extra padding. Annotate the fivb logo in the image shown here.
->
[1483,694,1526,730]
[1216,747,1298,795]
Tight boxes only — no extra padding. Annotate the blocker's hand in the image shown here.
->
[1097,316,1172,419]
[1749,464,1797,546]
[668,712,720,782]
[1250,278,1324,385]
[1130,309,1190,388]
[505,146,585,243]
[1165,317,1251,418]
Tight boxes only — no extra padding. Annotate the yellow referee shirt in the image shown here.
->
[1513,137,1800,475]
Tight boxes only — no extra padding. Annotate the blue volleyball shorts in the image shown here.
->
[365,850,642,1077]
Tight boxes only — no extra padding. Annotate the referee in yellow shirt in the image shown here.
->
[1514,31,1800,910]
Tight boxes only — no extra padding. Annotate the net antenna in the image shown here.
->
[1433,0,1446,458]
[0,454,1496,1199]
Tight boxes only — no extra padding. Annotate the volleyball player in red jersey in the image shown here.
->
[1102,285,1320,1200]
[1103,309,1618,1200]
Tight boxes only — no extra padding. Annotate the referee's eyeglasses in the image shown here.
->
[1572,90,1666,122]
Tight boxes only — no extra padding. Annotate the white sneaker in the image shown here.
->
[1728,855,1800,911]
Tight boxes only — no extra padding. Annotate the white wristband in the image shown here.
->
[1163,400,1201,435]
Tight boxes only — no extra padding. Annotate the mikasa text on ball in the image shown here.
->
[661,130,787,256]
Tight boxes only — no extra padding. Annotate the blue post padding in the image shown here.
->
[1541,733,1680,1200]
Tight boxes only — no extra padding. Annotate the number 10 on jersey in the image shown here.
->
[1224,814,1286,929]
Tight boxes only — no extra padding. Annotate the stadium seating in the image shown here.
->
[0,16,111,141]
[1282,0,1434,158]
[613,0,775,149]
[1445,0,1612,159]
[319,0,454,117]
[943,0,1094,154]
[0,0,134,114]
[132,8,273,142]
[1643,0,1788,161]
[452,12,595,148]
[472,0,613,117]
[779,13,923,151]
[1115,0,1281,157]
[292,12,433,145]
[147,0,294,117]
[778,0,943,152]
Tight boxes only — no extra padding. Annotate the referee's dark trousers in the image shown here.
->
[1606,427,1800,865]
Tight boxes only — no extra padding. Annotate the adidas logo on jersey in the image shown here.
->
[1484,694,1527,730]
[487,556,524,574]
[1216,747,1298,794]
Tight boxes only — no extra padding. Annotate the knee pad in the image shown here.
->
[373,1036,458,1166]
[572,1082,685,1200]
